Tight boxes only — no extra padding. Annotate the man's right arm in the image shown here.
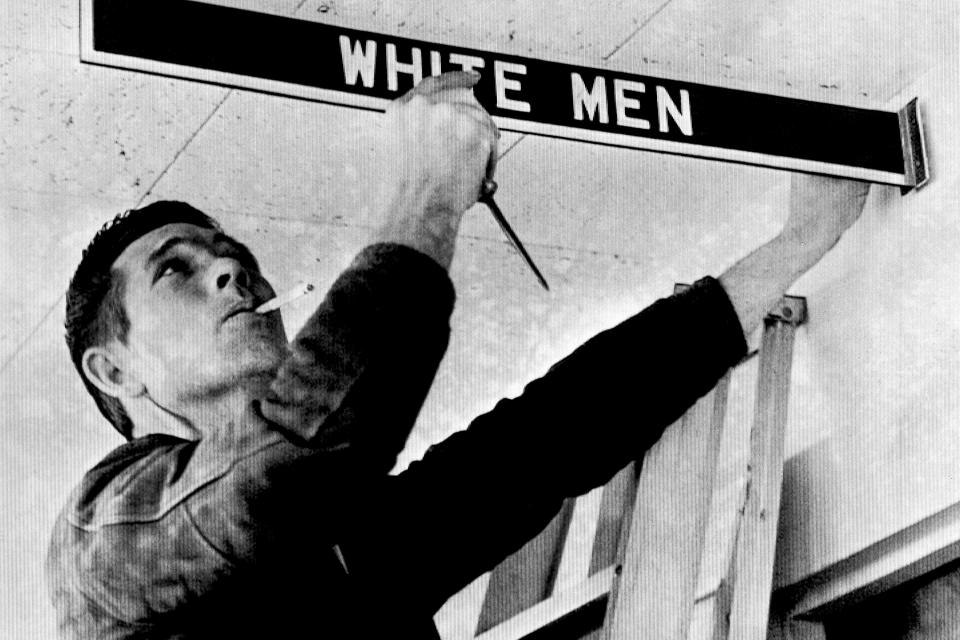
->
[366,70,498,270]
[259,242,456,475]
[260,71,497,474]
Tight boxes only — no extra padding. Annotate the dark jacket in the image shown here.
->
[46,244,746,639]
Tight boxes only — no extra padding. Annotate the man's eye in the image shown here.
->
[159,258,190,278]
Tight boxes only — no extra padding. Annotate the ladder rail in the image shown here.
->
[469,292,807,640]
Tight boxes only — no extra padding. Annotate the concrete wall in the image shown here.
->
[2,1,957,638]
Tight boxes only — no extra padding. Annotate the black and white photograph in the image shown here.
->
[2,1,958,638]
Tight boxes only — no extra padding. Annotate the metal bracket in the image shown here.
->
[898,97,931,192]
[768,295,807,327]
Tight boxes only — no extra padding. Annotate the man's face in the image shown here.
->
[111,223,288,406]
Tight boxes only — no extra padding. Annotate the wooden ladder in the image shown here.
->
[467,288,808,640]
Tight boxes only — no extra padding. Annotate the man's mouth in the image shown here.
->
[221,302,258,325]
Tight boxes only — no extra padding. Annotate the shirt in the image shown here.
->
[46,243,747,639]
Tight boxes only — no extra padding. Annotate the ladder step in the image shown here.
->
[475,566,615,640]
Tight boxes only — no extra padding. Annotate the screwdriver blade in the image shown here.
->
[479,180,549,291]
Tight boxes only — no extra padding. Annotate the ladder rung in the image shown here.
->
[475,566,615,640]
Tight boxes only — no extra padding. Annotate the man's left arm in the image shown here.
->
[339,276,747,613]
[339,175,871,612]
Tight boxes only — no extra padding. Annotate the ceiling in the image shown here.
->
[210,0,953,104]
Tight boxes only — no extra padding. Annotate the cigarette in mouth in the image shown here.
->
[255,282,315,314]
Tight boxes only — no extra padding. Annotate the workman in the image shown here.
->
[46,71,870,638]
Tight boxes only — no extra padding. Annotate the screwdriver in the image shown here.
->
[479,179,550,291]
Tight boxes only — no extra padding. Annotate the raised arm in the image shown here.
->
[369,70,498,269]
[341,174,872,611]
[259,72,497,474]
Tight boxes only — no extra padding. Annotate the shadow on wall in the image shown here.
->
[823,557,960,640]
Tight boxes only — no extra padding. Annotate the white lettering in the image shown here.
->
[613,79,650,129]
[386,43,423,91]
[571,73,609,124]
[449,53,486,73]
[429,50,443,76]
[494,61,530,113]
[338,36,377,88]
[657,86,693,136]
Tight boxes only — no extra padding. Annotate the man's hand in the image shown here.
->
[370,71,499,269]
[781,174,871,255]
[387,71,499,215]
[720,174,871,338]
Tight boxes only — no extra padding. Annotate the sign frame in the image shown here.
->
[79,0,929,189]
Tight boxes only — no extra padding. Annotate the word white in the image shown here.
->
[339,37,530,112]
[571,73,693,135]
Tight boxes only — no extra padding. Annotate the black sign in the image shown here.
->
[82,0,927,187]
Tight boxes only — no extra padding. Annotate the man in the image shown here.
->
[46,71,870,638]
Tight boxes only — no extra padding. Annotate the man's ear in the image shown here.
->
[81,346,145,399]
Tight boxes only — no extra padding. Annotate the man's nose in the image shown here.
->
[210,258,251,293]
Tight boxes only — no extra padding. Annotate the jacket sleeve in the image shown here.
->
[187,242,458,587]
[338,276,748,612]
[259,242,455,476]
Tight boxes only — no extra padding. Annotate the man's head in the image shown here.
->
[66,202,287,439]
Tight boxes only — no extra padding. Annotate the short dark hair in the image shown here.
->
[65,201,221,440]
